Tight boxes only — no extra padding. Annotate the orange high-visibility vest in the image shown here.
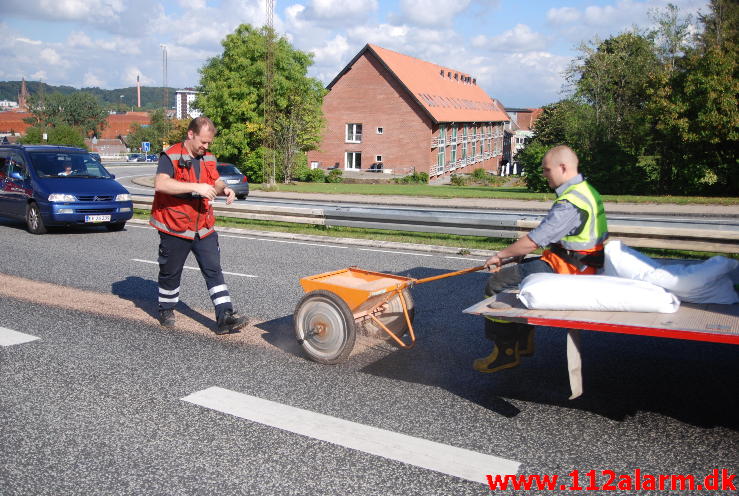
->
[149,142,219,239]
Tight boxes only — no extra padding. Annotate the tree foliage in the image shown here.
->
[126,110,187,153]
[522,1,737,196]
[196,24,325,183]
[25,92,108,137]
[20,124,86,148]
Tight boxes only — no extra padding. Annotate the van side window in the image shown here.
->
[0,153,7,179]
[7,152,28,180]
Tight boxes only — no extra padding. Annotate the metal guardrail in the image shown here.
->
[131,196,739,253]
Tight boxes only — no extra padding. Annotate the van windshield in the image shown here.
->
[29,152,112,179]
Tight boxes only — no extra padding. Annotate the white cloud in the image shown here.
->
[67,32,94,48]
[40,48,63,65]
[15,37,42,45]
[546,7,581,25]
[310,35,352,66]
[294,0,378,24]
[31,70,48,80]
[395,0,470,27]
[473,24,548,52]
[83,72,105,87]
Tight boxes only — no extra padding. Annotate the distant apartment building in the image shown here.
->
[307,44,510,178]
[175,89,201,120]
[502,107,542,174]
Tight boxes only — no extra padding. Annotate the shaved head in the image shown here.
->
[543,145,579,171]
[541,145,580,189]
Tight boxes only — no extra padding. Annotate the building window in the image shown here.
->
[437,124,446,172]
[375,155,383,162]
[376,127,383,134]
[345,152,361,170]
[310,161,319,170]
[346,123,362,143]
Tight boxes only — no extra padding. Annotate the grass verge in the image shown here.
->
[133,209,736,260]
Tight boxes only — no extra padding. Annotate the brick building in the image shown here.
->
[307,44,510,178]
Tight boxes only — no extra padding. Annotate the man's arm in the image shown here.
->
[484,201,582,270]
[484,235,539,269]
[154,173,218,199]
[214,178,236,204]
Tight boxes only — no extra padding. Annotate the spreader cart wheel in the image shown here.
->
[293,290,356,364]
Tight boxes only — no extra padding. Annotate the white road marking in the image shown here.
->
[359,248,433,257]
[131,259,258,278]
[182,386,520,484]
[444,255,486,262]
[219,233,349,249]
[0,327,40,347]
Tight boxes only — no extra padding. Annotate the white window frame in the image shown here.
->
[345,151,361,170]
[346,123,362,143]
[376,127,383,134]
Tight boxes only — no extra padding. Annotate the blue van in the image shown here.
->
[0,144,134,234]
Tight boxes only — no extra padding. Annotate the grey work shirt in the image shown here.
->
[527,174,589,248]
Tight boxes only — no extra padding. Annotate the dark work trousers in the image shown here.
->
[484,257,555,344]
[157,231,233,321]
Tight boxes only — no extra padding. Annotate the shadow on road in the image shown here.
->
[356,266,739,429]
[111,276,216,330]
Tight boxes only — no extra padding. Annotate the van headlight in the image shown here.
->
[115,194,131,202]
[48,193,77,202]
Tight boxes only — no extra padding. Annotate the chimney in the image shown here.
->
[137,75,141,108]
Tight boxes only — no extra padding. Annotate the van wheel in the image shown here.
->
[26,203,47,235]
[106,222,126,232]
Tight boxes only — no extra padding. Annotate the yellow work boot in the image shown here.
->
[473,342,520,373]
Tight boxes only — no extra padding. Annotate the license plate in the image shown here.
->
[85,215,111,223]
[226,179,240,184]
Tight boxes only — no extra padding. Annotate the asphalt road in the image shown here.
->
[0,218,737,495]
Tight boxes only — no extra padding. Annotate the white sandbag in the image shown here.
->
[517,273,680,313]
[604,241,739,304]
[603,240,660,279]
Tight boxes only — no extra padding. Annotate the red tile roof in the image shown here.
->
[0,111,150,139]
[0,111,32,134]
[101,112,150,139]
[329,44,509,124]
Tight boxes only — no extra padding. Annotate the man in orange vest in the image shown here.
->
[150,116,249,334]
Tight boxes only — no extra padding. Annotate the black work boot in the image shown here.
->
[518,325,536,357]
[158,309,176,328]
[216,310,249,335]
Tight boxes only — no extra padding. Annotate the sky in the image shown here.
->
[0,0,710,108]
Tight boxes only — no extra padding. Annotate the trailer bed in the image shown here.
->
[463,290,739,345]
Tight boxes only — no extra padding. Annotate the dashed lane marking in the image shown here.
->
[182,386,520,484]
[131,259,258,278]
[0,327,40,347]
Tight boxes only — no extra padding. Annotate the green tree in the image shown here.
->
[196,24,325,183]
[25,91,107,137]
[646,0,738,194]
[127,109,173,153]
[20,124,86,148]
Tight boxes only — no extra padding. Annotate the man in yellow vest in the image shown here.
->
[475,145,608,372]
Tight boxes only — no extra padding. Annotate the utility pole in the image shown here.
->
[263,0,276,185]
[160,44,168,112]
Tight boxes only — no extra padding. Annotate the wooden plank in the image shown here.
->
[463,291,739,344]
